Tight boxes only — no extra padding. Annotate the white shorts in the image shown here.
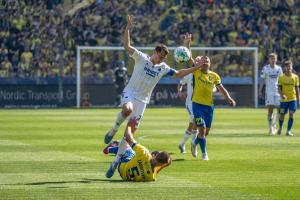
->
[121,91,147,128]
[185,101,194,123]
[265,94,280,106]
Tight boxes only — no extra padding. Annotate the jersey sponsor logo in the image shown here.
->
[269,74,280,78]
[137,160,146,179]
[197,77,214,85]
[144,66,159,77]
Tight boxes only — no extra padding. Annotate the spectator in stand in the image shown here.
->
[114,60,128,106]
[0,0,299,79]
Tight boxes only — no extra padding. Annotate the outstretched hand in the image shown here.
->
[126,15,135,29]
[183,32,192,47]
[228,98,236,107]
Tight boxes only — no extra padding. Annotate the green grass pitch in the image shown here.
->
[0,108,299,200]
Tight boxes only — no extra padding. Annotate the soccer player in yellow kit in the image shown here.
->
[183,33,236,160]
[277,60,300,136]
[190,56,236,160]
[105,119,171,181]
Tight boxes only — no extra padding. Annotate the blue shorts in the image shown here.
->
[192,102,214,128]
[280,101,297,115]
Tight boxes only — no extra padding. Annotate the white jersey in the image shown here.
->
[124,48,175,104]
[260,64,282,96]
[180,74,193,106]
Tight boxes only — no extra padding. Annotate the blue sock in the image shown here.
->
[199,138,206,154]
[279,119,284,129]
[194,137,201,145]
[287,118,293,131]
[108,146,118,155]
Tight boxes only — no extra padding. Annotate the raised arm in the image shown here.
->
[173,65,199,78]
[216,84,236,107]
[183,32,194,66]
[124,15,135,55]
[173,55,203,78]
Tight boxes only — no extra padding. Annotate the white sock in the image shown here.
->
[113,112,126,131]
[267,114,272,130]
[117,137,129,155]
[272,112,278,127]
[180,130,192,146]
[192,129,198,141]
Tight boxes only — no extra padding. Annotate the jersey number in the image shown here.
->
[128,166,140,178]
[195,117,204,126]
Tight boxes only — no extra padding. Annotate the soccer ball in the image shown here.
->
[174,46,191,63]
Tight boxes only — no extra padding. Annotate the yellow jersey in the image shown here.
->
[119,144,158,182]
[278,73,299,102]
[192,70,221,106]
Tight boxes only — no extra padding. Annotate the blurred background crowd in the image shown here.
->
[0,0,299,80]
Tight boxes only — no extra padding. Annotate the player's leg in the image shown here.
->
[179,103,194,153]
[104,92,134,144]
[178,102,198,153]
[200,106,213,160]
[103,141,119,155]
[191,102,207,158]
[123,99,146,138]
[267,106,274,135]
[286,101,297,136]
[272,95,281,134]
[265,94,275,135]
[179,122,193,153]
[105,138,131,178]
[278,102,288,135]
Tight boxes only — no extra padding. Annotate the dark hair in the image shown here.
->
[155,44,169,55]
[151,150,159,157]
[155,151,170,164]
[284,59,293,66]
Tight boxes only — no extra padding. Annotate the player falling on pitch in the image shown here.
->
[105,118,171,181]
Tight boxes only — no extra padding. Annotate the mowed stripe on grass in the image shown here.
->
[0,108,299,200]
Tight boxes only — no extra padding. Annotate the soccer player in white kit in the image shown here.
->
[177,74,198,153]
[259,53,283,135]
[104,15,201,144]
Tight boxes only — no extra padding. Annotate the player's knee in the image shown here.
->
[127,118,138,133]
[122,104,133,116]
[198,127,206,137]
[123,109,132,116]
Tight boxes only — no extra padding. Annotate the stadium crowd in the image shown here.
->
[0,0,299,79]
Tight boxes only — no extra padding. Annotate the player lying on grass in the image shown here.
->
[105,119,172,181]
[104,15,201,145]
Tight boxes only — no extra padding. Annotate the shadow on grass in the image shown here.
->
[172,159,185,162]
[1,178,124,187]
[212,133,267,138]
